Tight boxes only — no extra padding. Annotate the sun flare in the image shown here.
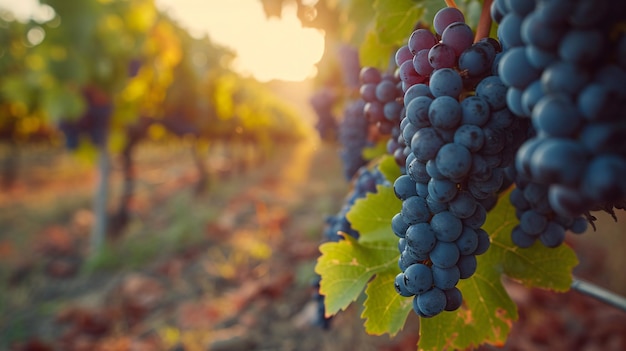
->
[155,0,326,82]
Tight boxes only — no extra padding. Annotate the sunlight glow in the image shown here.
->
[155,0,326,82]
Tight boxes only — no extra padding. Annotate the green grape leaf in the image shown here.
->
[378,154,402,184]
[362,270,413,336]
[359,30,396,69]
[359,0,421,69]
[317,175,409,333]
[418,189,579,351]
[358,0,444,70]
[362,140,388,161]
[347,185,402,244]
[373,0,423,45]
[315,235,399,316]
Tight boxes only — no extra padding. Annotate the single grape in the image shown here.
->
[413,49,435,76]
[428,43,457,70]
[429,68,463,98]
[429,96,462,129]
[434,7,465,35]
[498,47,541,89]
[432,265,461,290]
[395,45,413,66]
[459,42,496,77]
[448,191,478,219]
[360,66,382,84]
[411,127,446,162]
[403,263,433,295]
[430,241,460,268]
[460,96,491,126]
[405,223,438,255]
[454,124,485,152]
[404,83,433,106]
[405,95,433,128]
[409,28,438,54]
[475,76,508,110]
[407,157,431,183]
[431,211,464,242]
[455,226,479,255]
[428,178,458,203]
[416,287,448,317]
[376,80,399,103]
[519,210,548,235]
[392,213,410,238]
[401,195,431,225]
[441,22,474,56]
[463,203,487,229]
[457,254,477,279]
[538,221,566,248]
[394,174,419,200]
[435,143,472,179]
[444,287,463,311]
[497,13,524,49]
[395,272,414,297]
[473,228,490,255]
[511,225,536,248]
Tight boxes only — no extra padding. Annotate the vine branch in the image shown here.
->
[474,0,493,42]
[571,277,626,312]
[444,0,458,8]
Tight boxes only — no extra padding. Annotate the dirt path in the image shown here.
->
[0,140,419,351]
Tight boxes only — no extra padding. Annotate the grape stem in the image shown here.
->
[571,277,626,312]
[474,0,493,42]
[444,0,458,8]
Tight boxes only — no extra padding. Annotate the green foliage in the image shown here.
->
[378,153,403,183]
[347,185,402,244]
[358,0,443,68]
[349,0,484,69]
[363,270,413,335]
[361,140,388,165]
[316,234,399,316]
[316,165,579,350]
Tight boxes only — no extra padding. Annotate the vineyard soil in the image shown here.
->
[0,139,625,351]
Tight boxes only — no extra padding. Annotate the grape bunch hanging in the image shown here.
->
[493,0,626,248]
[387,6,530,318]
[379,0,626,318]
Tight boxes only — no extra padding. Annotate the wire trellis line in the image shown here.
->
[571,277,626,312]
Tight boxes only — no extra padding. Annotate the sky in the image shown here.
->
[0,0,326,82]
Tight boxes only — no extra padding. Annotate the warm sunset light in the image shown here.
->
[0,0,326,82]
[155,0,326,82]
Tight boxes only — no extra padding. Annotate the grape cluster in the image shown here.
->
[493,0,626,248]
[359,67,404,139]
[337,66,405,179]
[390,7,529,317]
[309,87,339,142]
[355,65,409,173]
[338,98,369,180]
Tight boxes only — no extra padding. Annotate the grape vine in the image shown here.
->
[313,0,626,350]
